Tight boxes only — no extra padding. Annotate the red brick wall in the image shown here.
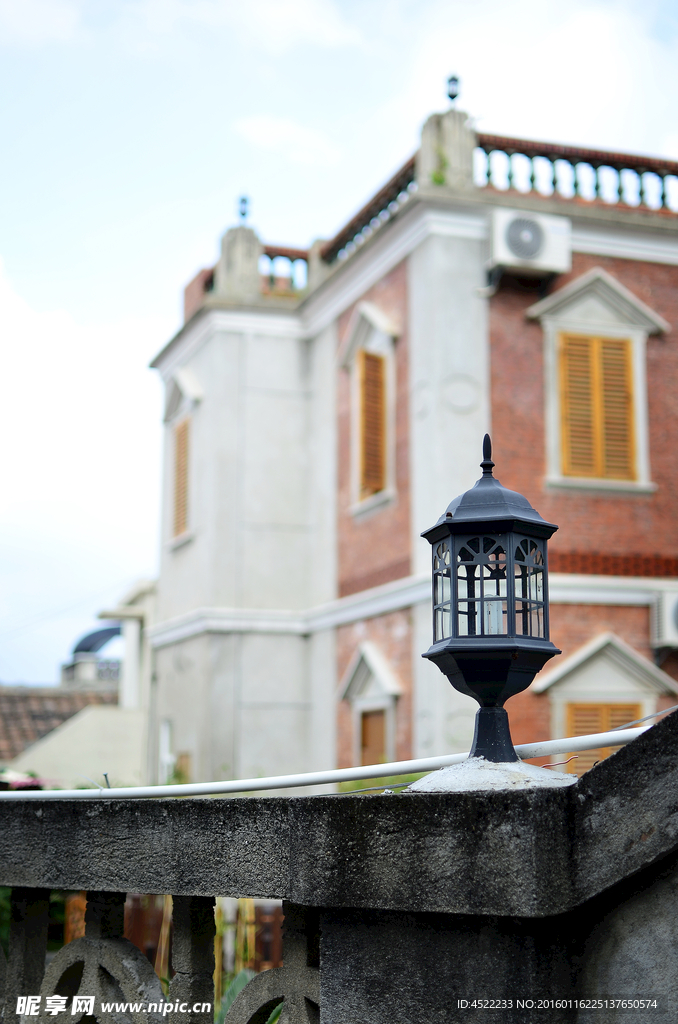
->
[336,609,413,769]
[336,261,410,597]
[489,254,678,563]
[508,602,658,759]
[183,268,213,322]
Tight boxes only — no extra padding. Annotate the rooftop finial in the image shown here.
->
[238,195,249,222]
[481,433,494,476]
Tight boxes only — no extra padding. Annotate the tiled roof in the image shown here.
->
[0,687,117,763]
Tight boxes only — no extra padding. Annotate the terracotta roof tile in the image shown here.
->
[0,687,118,763]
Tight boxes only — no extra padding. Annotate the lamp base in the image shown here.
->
[469,706,518,762]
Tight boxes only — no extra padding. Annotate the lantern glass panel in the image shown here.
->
[455,535,508,637]
[514,537,546,638]
[433,540,452,641]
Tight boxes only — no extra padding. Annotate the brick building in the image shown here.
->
[146,102,678,783]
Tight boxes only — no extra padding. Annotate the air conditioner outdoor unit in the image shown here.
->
[489,209,572,276]
[651,589,678,648]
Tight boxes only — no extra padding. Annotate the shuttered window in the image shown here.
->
[560,334,635,480]
[173,419,190,537]
[361,709,386,766]
[565,702,641,775]
[359,350,386,498]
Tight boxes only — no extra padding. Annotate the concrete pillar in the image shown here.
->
[416,108,476,191]
[120,618,141,709]
[213,225,262,301]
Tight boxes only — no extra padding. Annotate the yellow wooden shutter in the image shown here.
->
[361,709,386,766]
[173,419,189,537]
[560,334,635,480]
[599,339,635,479]
[360,351,386,498]
[561,335,596,477]
[565,702,641,775]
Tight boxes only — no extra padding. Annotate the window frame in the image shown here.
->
[348,326,397,516]
[564,702,642,775]
[542,316,654,493]
[339,641,402,766]
[558,332,636,482]
[172,416,191,540]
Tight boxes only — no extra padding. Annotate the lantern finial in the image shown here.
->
[481,433,494,476]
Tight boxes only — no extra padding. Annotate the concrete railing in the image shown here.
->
[1,713,678,1022]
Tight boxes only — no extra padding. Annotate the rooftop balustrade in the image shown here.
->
[318,132,678,267]
[182,125,678,322]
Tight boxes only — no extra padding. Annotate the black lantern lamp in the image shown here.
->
[422,435,560,763]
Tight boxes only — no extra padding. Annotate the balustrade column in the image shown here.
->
[84,891,125,939]
[170,896,215,1024]
[5,888,50,1016]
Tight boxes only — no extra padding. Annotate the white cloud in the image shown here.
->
[0,0,81,45]
[235,114,342,166]
[356,0,678,171]
[0,260,167,679]
[120,0,362,54]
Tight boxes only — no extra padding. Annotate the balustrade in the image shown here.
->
[259,246,308,297]
[2,711,678,1024]
[475,132,678,211]
[317,132,678,268]
[0,887,317,1024]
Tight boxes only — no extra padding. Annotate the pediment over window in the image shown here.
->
[339,642,403,702]
[526,268,670,335]
[337,301,400,369]
[533,632,678,697]
[163,366,204,422]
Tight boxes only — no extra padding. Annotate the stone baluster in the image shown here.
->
[224,903,319,1024]
[4,888,50,1019]
[506,152,514,190]
[573,161,580,197]
[639,170,647,206]
[84,891,125,940]
[169,896,215,1024]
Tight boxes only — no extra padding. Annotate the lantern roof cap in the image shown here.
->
[423,435,557,539]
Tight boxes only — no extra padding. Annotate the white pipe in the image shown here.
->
[0,726,651,800]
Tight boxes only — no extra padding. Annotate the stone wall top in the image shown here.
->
[1,711,677,917]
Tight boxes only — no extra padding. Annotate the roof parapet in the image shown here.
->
[317,117,678,268]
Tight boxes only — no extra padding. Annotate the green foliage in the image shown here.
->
[337,772,426,794]
[215,970,255,1023]
[215,970,282,1024]
[431,145,448,186]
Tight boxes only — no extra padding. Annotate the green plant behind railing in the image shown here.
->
[215,971,282,1023]
[337,772,426,793]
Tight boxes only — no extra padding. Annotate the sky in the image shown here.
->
[1,0,677,682]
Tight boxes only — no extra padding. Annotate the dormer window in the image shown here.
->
[527,268,669,493]
[340,641,403,765]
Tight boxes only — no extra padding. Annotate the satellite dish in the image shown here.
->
[506,217,544,260]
